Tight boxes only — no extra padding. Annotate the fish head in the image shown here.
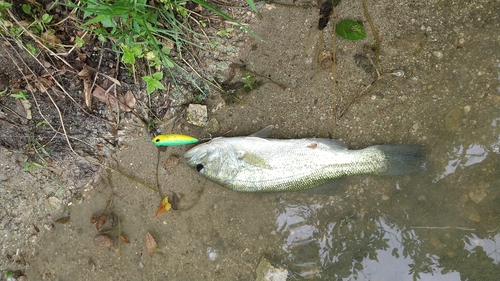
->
[184,138,240,185]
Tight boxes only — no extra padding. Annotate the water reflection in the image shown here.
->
[434,143,489,181]
[273,118,500,280]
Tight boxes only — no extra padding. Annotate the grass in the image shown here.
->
[66,0,259,100]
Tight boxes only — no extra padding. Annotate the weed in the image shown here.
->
[0,1,11,12]
[142,72,166,95]
[68,0,260,98]
[10,90,28,100]
[242,74,255,90]
[0,87,7,95]
[217,27,234,37]
[23,157,43,171]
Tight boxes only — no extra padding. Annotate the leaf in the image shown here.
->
[96,213,107,230]
[336,20,366,40]
[152,71,163,80]
[145,231,157,257]
[155,196,171,216]
[142,75,165,95]
[22,4,31,15]
[120,234,131,243]
[41,13,53,24]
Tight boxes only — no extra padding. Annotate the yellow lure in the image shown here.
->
[152,134,199,147]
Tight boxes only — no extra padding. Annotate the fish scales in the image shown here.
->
[184,134,424,192]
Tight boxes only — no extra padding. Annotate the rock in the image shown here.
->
[256,257,288,281]
[186,104,208,127]
[48,196,62,210]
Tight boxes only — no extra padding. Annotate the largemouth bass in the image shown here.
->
[184,127,424,192]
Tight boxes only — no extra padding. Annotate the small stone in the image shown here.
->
[93,235,114,247]
[256,257,288,281]
[48,196,62,210]
[186,104,208,127]
[381,194,390,201]
[432,51,443,59]
[164,155,179,168]
[463,105,471,114]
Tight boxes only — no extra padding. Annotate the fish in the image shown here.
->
[153,134,198,147]
[184,126,425,192]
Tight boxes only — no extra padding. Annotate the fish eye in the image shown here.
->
[155,138,160,142]
[196,164,204,172]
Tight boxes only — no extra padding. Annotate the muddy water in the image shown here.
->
[26,0,500,280]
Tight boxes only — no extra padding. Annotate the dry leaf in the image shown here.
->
[78,65,93,109]
[55,215,70,224]
[155,196,172,216]
[145,232,157,257]
[42,31,62,47]
[123,90,136,111]
[92,85,134,112]
[120,234,131,243]
[96,213,107,230]
[94,235,114,247]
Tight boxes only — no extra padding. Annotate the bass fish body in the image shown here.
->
[184,129,424,192]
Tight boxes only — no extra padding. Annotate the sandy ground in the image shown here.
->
[1,0,500,280]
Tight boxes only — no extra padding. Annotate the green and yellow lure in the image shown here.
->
[152,134,199,147]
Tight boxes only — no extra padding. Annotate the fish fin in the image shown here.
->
[237,151,270,168]
[249,125,273,138]
[373,145,426,175]
[313,138,348,150]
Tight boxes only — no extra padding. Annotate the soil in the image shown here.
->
[1,0,500,280]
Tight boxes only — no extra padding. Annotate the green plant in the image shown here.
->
[216,27,234,37]
[27,130,51,164]
[11,90,28,100]
[23,157,43,171]
[68,0,260,96]
[336,20,366,40]
[0,1,11,12]
[142,72,166,95]
[0,87,7,95]
[242,74,255,90]
[20,3,53,33]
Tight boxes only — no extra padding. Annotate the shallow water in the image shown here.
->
[26,0,500,280]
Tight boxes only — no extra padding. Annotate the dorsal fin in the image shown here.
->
[249,125,273,138]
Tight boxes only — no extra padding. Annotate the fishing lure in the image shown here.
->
[152,134,199,147]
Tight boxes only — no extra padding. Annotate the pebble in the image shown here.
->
[432,51,443,59]
[48,196,62,210]
[256,257,288,281]
[186,104,209,127]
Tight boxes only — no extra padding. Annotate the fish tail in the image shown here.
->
[373,145,426,176]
